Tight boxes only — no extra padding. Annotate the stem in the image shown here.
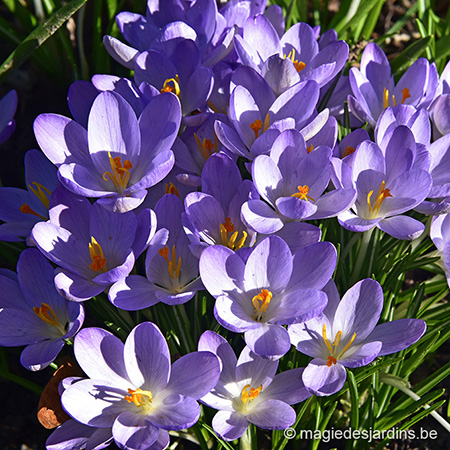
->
[380,373,450,433]
[349,228,374,286]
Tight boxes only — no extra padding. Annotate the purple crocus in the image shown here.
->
[109,193,203,310]
[241,129,356,234]
[430,213,450,288]
[0,149,59,243]
[199,235,335,359]
[348,43,432,127]
[198,331,311,441]
[183,152,257,257]
[31,188,156,302]
[0,89,18,144]
[34,90,180,212]
[336,126,432,239]
[0,248,84,371]
[61,322,220,450]
[289,279,426,396]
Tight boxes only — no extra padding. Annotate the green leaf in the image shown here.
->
[0,0,88,83]
[390,36,433,75]
[347,370,360,430]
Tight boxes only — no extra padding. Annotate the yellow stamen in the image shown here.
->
[28,182,51,209]
[323,324,357,365]
[33,302,66,335]
[250,119,263,139]
[337,332,356,359]
[160,75,180,97]
[367,180,392,218]
[383,86,411,109]
[165,182,180,197]
[291,185,316,202]
[383,87,390,109]
[125,388,153,412]
[327,356,337,367]
[322,324,334,354]
[342,146,356,158]
[252,289,272,321]
[102,152,133,193]
[307,144,314,154]
[19,203,47,220]
[89,237,107,273]
[194,132,218,160]
[158,245,181,280]
[241,384,263,407]
[220,217,247,250]
[285,48,306,73]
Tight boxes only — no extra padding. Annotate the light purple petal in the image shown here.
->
[302,358,347,396]
[262,368,310,404]
[378,215,425,240]
[244,323,291,359]
[20,339,64,371]
[246,399,296,429]
[112,411,159,450]
[212,410,248,441]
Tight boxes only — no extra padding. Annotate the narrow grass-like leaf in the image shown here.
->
[390,36,433,74]
[0,0,88,83]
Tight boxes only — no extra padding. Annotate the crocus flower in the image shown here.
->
[109,193,203,310]
[0,249,84,371]
[34,90,180,212]
[199,235,335,359]
[31,188,156,302]
[0,89,18,144]
[0,149,58,243]
[61,322,220,450]
[198,331,311,441]
[348,43,432,127]
[336,126,432,239]
[241,129,355,234]
[289,279,427,396]
[183,152,257,257]
[234,15,348,88]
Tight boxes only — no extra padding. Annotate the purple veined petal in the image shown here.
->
[109,275,159,311]
[20,339,65,371]
[269,80,320,128]
[116,12,153,51]
[0,90,17,134]
[212,410,249,441]
[165,351,220,399]
[186,0,217,50]
[137,92,181,170]
[333,279,383,342]
[348,68,381,125]
[132,208,157,257]
[147,394,200,431]
[274,221,321,253]
[235,345,278,386]
[246,398,296,429]
[68,80,99,128]
[184,192,224,245]
[262,54,301,96]
[112,411,159,450]
[269,288,328,325]
[103,35,139,69]
[394,58,429,106]
[149,429,170,450]
[34,114,90,166]
[302,358,347,396]
[54,269,104,302]
[308,188,356,220]
[230,85,261,149]
[415,199,450,215]
[383,126,415,181]
[124,322,171,391]
[366,318,426,356]
[244,235,293,293]
[275,196,317,220]
[281,22,318,65]
[134,50,177,90]
[338,210,380,233]
[241,199,284,234]
[378,215,425,240]
[231,66,276,116]
[431,94,450,136]
[299,109,329,142]
[339,341,382,368]
[244,322,291,359]
[347,93,375,126]
[360,43,392,97]
[0,273,24,309]
[284,241,336,292]
[215,120,250,159]
[214,294,259,333]
[243,14,281,61]
[252,154,284,204]
[183,66,214,114]
[262,368,310,405]
[352,141,385,180]
[428,134,450,185]
[198,331,237,384]
[88,92,141,175]
[46,420,112,450]
[0,187,37,223]
[74,327,130,387]
[199,244,245,297]
[234,34,262,72]
[25,148,59,195]
[62,378,129,427]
